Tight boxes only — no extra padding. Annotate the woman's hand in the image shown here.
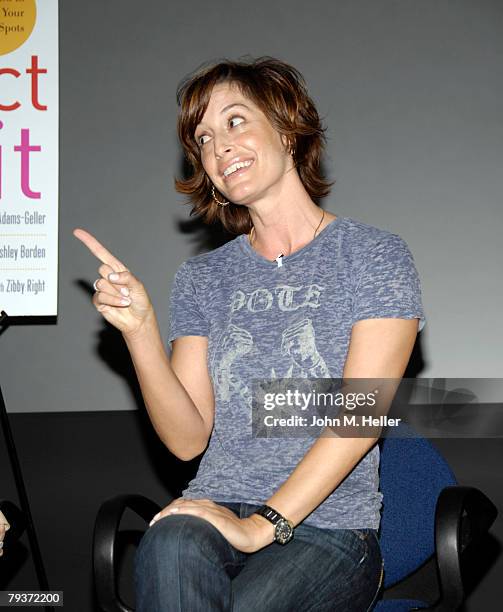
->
[149,498,274,553]
[0,510,10,557]
[73,228,155,337]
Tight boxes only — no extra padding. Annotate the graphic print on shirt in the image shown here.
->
[210,283,332,432]
[280,318,331,378]
[212,323,254,406]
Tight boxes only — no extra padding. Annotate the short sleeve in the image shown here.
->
[352,234,426,332]
[167,261,210,347]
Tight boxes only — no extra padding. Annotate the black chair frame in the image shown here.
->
[92,486,497,612]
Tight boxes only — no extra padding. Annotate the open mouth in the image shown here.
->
[223,159,254,181]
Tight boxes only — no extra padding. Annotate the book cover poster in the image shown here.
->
[0,0,58,316]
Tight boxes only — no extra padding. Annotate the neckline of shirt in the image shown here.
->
[236,215,346,268]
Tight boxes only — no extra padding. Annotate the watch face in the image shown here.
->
[275,519,294,545]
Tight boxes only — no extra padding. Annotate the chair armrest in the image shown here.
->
[423,485,498,612]
[93,494,162,612]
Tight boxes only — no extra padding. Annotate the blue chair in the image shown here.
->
[93,423,498,611]
[374,422,497,610]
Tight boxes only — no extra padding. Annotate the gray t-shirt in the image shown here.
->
[167,216,426,530]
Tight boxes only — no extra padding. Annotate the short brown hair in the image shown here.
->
[175,56,334,235]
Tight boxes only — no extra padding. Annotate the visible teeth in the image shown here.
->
[224,160,253,177]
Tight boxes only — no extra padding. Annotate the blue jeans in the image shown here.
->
[134,501,384,612]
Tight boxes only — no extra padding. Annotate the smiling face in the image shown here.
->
[194,81,293,205]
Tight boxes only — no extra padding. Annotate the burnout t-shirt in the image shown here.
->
[167,216,426,530]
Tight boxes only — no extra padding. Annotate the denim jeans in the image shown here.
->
[134,501,384,612]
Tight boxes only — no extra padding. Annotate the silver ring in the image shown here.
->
[93,279,100,292]
[0,541,4,549]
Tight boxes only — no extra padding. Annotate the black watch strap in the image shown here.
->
[254,504,287,525]
[254,504,294,545]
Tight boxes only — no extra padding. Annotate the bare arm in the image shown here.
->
[124,323,214,460]
[73,228,214,460]
[248,317,419,544]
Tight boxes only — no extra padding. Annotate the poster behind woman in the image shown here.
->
[0,0,58,316]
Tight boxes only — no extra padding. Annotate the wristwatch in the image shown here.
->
[253,504,294,545]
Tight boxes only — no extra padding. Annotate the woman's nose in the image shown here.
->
[213,135,233,158]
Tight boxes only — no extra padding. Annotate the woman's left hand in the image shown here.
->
[149,498,273,553]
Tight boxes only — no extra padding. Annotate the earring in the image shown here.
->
[212,185,230,207]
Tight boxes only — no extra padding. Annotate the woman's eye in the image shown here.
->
[229,116,244,128]
[197,134,210,146]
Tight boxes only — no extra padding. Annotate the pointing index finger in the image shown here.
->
[73,228,128,272]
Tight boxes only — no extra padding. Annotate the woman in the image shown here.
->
[74,56,426,611]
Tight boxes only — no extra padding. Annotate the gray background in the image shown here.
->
[0,2,502,610]
[2,0,503,412]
